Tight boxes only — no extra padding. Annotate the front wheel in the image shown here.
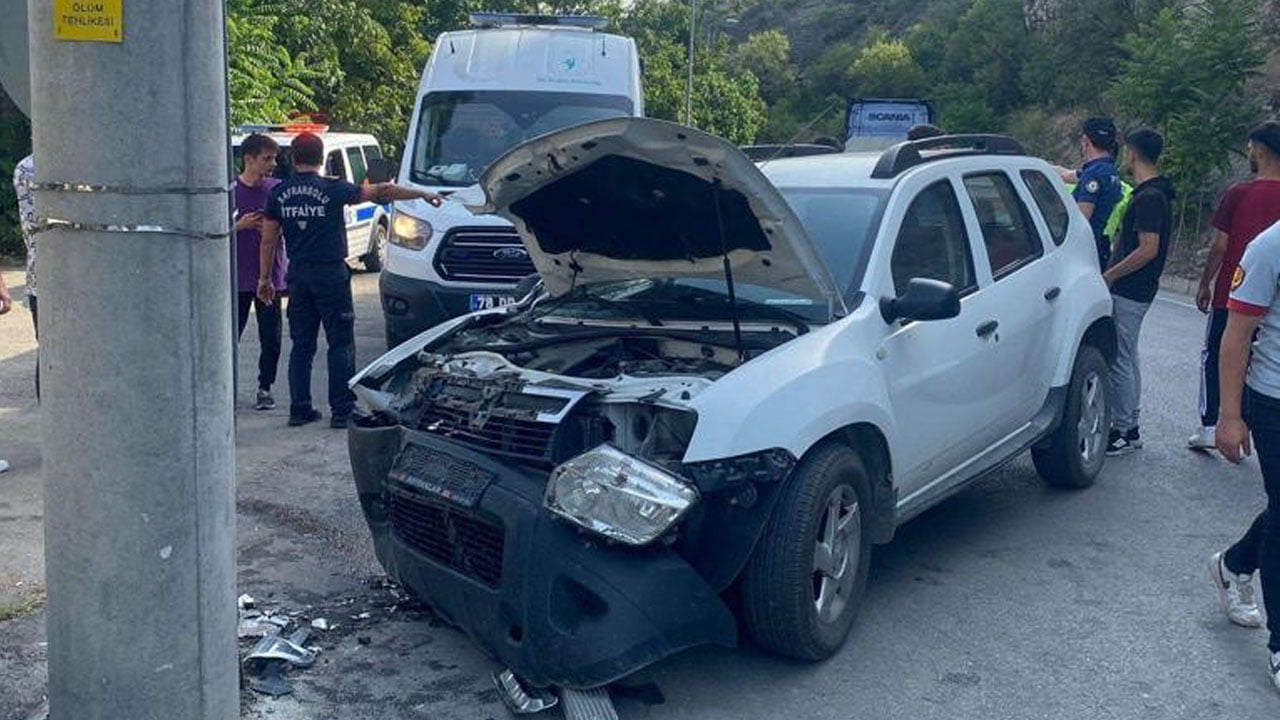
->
[740,443,872,660]
[1032,344,1110,488]
[362,223,387,272]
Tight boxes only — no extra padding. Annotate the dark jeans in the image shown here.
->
[1224,388,1280,652]
[1199,309,1229,427]
[29,295,39,400]
[237,291,283,392]
[285,263,356,417]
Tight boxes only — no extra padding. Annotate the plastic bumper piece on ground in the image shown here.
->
[348,425,739,690]
[378,271,488,349]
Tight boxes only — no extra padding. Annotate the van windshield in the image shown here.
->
[409,90,634,187]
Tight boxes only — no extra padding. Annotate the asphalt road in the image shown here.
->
[1,271,1277,719]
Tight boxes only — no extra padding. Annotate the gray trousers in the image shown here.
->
[1110,294,1151,432]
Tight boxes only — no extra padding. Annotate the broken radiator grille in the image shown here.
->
[418,404,558,468]
[387,481,505,588]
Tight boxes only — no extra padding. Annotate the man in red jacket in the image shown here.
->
[1189,122,1280,451]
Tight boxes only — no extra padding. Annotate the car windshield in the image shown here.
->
[409,90,634,187]
[776,186,886,297]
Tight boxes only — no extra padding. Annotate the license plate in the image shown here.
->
[389,443,494,508]
[469,294,517,312]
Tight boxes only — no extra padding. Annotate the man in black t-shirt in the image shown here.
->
[259,133,442,427]
[1102,128,1176,455]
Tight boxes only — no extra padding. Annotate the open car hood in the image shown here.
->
[473,118,844,314]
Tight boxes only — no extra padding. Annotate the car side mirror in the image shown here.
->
[366,158,399,184]
[880,278,961,323]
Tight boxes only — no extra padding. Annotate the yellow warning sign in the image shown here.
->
[54,0,123,43]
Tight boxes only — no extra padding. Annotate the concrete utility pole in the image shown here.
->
[28,0,238,718]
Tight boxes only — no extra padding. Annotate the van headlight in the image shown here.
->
[390,212,433,250]
[545,445,699,546]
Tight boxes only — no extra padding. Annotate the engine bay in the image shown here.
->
[360,310,803,471]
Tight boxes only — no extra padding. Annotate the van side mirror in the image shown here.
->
[880,278,960,323]
[366,158,399,184]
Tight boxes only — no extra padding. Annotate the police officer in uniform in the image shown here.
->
[258,133,442,427]
[1056,117,1123,268]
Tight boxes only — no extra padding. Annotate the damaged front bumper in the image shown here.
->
[348,425,738,690]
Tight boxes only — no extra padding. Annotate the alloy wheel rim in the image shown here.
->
[813,485,860,624]
[1077,371,1105,465]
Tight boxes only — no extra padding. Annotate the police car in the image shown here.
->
[232,121,391,271]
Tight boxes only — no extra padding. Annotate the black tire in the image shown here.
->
[1032,344,1110,488]
[362,223,387,272]
[740,442,873,660]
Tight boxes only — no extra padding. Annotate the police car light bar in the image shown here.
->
[468,12,608,30]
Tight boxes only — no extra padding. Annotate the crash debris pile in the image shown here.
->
[235,581,414,697]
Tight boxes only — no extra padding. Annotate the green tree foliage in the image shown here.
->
[847,39,925,98]
[640,38,767,145]
[734,30,794,104]
[231,0,432,156]
[1111,0,1266,219]
[226,0,321,125]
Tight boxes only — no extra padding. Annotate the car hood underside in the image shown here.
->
[473,117,843,313]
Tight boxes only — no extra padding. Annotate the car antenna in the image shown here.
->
[758,98,841,168]
[711,178,747,363]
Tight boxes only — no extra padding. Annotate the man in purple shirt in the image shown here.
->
[235,133,287,410]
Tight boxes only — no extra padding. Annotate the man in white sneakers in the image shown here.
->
[1213,217,1280,692]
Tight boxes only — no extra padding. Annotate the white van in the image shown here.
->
[232,124,392,271]
[376,13,644,348]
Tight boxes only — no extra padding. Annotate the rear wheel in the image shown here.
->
[1032,344,1110,488]
[740,443,872,660]
[362,223,387,272]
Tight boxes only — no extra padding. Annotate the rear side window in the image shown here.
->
[363,145,382,161]
[891,181,976,297]
[346,147,368,185]
[963,173,1043,278]
[1021,170,1069,246]
[326,150,347,180]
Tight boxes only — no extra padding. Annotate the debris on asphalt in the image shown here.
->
[310,617,334,631]
[494,669,558,715]
[243,628,318,697]
[237,593,256,610]
[357,635,371,646]
[246,659,293,697]
[560,686,619,720]
[244,628,316,669]
[351,611,372,620]
[237,607,291,639]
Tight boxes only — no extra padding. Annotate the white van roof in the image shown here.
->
[422,25,639,99]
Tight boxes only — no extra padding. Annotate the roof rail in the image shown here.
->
[870,134,1025,179]
[468,13,608,30]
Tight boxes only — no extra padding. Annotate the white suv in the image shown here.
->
[345,119,1116,691]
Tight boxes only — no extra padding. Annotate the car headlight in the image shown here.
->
[390,212,433,250]
[545,445,699,546]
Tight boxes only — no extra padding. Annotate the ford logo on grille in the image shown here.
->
[493,247,529,260]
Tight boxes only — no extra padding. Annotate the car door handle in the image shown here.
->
[1044,286,1061,301]
[976,320,999,338]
